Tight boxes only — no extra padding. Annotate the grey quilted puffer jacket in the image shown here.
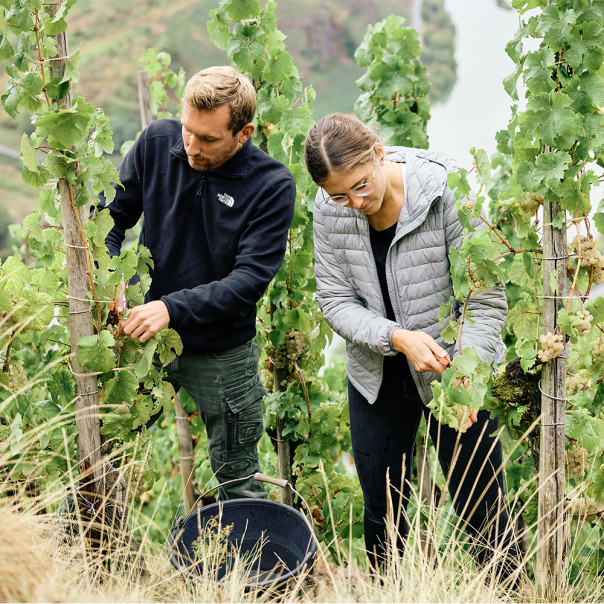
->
[313,146,507,405]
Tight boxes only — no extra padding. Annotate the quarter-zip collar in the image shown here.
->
[170,135,253,178]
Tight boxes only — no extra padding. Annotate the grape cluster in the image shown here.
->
[591,338,604,362]
[570,496,599,517]
[574,309,593,336]
[451,403,473,433]
[566,371,589,396]
[260,367,274,392]
[571,236,604,284]
[537,332,564,362]
[122,461,147,499]
[265,330,310,369]
[519,193,543,215]
[573,236,599,267]
[565,443,587,478]
[452,375,469,389]
[468,279,487,295]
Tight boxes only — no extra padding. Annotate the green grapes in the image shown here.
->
[265,330,310,369]
[519,192,543,215]
[468,279,487,295]
[565,443,588,478]
[566,371,589,396]
[570,496,599,517]
[575,309,593,336]
[538,332,564,362]
[591,338,604,362]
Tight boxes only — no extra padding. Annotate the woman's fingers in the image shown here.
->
[464,409,479,431]
[392,329,451,374]
[433,352,451,367]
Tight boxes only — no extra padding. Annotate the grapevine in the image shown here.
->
[0,0,182,530]
[431,0,604,589]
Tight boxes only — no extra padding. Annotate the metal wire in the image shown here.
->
[68,295,113,303]
[68,308,93,315]
[538,379,569,403]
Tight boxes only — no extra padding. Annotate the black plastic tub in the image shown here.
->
[168,498,317,591]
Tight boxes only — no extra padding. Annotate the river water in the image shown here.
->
[427,0,519,166]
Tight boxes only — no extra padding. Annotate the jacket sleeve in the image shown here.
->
[160,178,296,328]
[442,183,507,365]
[313,198,399,356]
[94,135,145,257]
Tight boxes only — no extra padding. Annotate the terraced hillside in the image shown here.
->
[0,0,455,254]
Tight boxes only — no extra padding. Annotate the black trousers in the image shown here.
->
[348,375,519,577]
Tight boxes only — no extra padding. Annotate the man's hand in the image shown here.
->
[392,328,451,374]
[121,300,170,343]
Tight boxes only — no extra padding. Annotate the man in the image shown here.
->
[97,66,296,499]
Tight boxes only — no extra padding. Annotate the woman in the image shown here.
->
[305,114,518,577]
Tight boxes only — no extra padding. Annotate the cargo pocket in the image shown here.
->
[223,374,266,451]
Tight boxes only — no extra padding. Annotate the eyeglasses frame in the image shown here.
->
[321,149,377,206]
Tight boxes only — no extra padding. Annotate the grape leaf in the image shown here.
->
[77,330,116,373]
[104,370,139,404]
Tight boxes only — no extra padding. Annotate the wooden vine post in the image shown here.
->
[271,301,293,507]
[47,2,104,508]
[137,70,153,129]
[537,192,567,593]
[174,393,199,514]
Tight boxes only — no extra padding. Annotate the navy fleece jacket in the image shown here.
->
[97,118,296,353]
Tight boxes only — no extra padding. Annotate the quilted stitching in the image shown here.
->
[313,147,508,405]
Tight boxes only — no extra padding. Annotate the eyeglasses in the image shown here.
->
[321,151,376,206]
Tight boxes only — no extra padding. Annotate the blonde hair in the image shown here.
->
[304,113,379,185]
[183,66,257,133]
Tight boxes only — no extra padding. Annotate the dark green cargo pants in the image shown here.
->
[161,340,267,500]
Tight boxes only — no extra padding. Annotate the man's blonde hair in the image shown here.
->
[183,66,256,134]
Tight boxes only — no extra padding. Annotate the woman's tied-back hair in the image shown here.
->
[183,66,257,134]
[304,113,379,186]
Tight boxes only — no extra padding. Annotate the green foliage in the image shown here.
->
[354,15,431,148]
[0,1,182,495]
[437,0,604,579]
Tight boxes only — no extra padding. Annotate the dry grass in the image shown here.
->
[0,470,602,604]
[1,327,602,603]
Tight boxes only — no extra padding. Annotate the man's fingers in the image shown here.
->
[470,409,478,423]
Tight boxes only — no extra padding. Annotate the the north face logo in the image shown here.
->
[217,192,235,207]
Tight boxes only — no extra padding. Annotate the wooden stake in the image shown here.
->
[275,364,293,507]
[137,70,153,129]
[537,196,567,596]
[47,3,103,506]
[174,393,199,515]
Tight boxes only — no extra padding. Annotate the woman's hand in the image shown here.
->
[392,328,451,374]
